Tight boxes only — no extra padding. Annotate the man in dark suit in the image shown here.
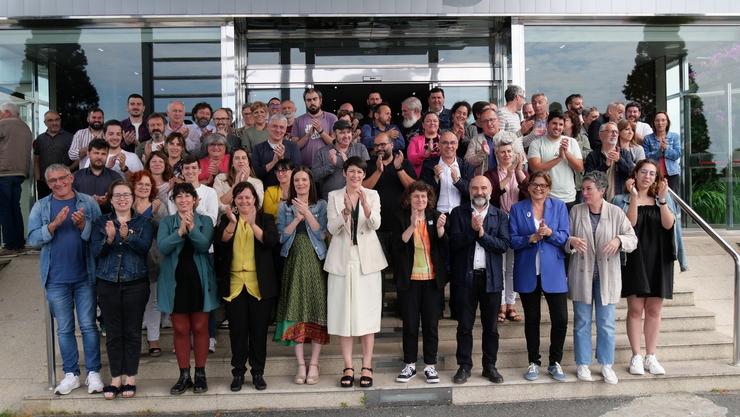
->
[447,175,510,384]
[419,131,474,214]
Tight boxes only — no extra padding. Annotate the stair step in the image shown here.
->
[28,359,740,413]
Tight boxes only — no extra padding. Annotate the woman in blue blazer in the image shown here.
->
[509,171,570,383]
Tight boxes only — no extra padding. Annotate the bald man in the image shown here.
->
[447,175,510,384]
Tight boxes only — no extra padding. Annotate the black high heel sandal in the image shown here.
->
[340,367,354,388]
[359,367,373,388]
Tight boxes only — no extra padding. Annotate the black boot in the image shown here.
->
[170,368,193,395]
[193,367,208,393]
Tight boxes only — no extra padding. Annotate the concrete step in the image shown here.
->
[63,329,732,379]
[27,359,740,413]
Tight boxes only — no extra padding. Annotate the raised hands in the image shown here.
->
[70,208,86,231]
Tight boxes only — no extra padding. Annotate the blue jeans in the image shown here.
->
[46,280,101,375]
[0,175,25,250]
[573,278,616,366]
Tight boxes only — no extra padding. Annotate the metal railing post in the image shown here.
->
[668,188,740,366]
[44,298,56,389]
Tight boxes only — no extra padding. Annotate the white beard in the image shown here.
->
[403,116,420,128]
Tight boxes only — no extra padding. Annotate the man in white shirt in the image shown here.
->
[82,120,143,175]
[527,111,583,207]
[625,102,653,144]
[419,131,473,213]
[498,85,525,135]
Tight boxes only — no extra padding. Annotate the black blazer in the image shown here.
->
[213,212,279,300]
[391,208,448,291]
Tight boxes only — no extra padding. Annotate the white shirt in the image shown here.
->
[472,203,488,269]
[635,121,653,141]
[81,149,144,174]
[533,217,541,275]
[436,158,461,214]
[132,121,142,140]
[167,183,219,253]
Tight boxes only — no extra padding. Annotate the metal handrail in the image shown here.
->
[668,188,740,366]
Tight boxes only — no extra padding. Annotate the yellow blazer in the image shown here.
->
[324,187,388,276]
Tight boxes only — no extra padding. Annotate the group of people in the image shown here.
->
[1,83,686,399]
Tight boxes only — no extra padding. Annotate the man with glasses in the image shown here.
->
[34,110,74,199]
[28,164,103,395]
[420,131,474,214]
[527,111,584,208]
[584,121,636,198]
[465,108,521,175]
[498,85,526,135]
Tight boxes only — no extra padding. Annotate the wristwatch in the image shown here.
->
[658,198,667,205]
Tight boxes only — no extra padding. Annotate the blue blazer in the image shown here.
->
[509,197,569,293]
[448,203,510,293]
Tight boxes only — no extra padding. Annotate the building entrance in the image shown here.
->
[316,83,430,125]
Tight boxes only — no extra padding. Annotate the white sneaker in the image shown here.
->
[54,372,80,395]
[86,371,104,394]
[209,337,217,353]
[424,366,439,384]
[395,363,416,383]
[629,354,645,375]
[644,354,665,375]
[576,365,593,381]
[601,365,618,384]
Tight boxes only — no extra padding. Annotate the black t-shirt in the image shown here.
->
[366,156,416,231]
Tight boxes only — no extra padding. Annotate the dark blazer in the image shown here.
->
[419,156,474,205]
[391,208,448,291]
[213,212,280,300]
[483,168,529,211]
[448,203,510,293]
[509,197,570,294]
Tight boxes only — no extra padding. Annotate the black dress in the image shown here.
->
[621,204,675,299]
[173,237,204,313]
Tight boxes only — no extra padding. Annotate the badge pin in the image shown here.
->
[526,211,531,218]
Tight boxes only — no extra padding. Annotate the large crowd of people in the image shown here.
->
[0,84,687,398]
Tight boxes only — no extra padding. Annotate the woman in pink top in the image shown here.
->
[198,134,231,186]
[407,112,441,176]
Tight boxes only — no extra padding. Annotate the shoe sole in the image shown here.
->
[88,386,103,394]
[426,378,440,384]
[395,375,416,383]
[629,368,645,375]
[577,375,594,382]
[55,384,80,395]
[524,374,539,381]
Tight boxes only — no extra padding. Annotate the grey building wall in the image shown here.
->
[0,0,739,19]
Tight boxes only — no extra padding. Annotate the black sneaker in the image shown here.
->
[424,366,440,384]
[395,364,416,383]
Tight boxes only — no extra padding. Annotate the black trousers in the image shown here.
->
[454,270,501,371]
[518,275,568,366]
[225,291,275,377]
[96,278,150,377]
[398,280,441,365]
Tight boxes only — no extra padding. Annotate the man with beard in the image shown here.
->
[82,120,143,176]
[565,94,584,119]
[312,119,370,200]
[527,111,583,207]
[419,131,474,213]
[68,108,105,168]
[363,91,383,126]
[290,88,337,167]
[584,121,636,198]
[428,88,452,130]
[363,132,416,280]
[588,101,625,150]
[361,102,405,152]
[400,96,423,143]
[135,112,167,163]
[34,110,74,199]
[447,175,510,384]
[625,102,653,144]
[73,138,122,213]
[281,99,297,134]
[121,93,150,152]
[185,102,215,153]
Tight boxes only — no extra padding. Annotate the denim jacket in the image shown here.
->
[91,210,154,282]
[28,191,102,287]
[612,192,688,271]
[277,199,328,260]
[642,132,682,177]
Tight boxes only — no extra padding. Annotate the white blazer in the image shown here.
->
[323,187,388,276]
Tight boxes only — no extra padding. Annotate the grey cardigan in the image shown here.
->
[566,200,638,305]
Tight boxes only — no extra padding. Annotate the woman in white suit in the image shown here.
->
[325,156,388,389]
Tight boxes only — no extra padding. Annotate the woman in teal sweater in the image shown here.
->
[157,182,219,395]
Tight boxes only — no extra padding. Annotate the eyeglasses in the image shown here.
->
[481,118,498,124]
[529,183,549,190]
[111,193,133,199]
[214,117,231,121]
[373,142,390,148]
[208,143,226,147]
[46,174,70,185]
[638,169,657,177]
[136,183,152,188]
[276,168,291,173]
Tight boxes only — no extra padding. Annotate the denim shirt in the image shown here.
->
[91,210,154,282]
[277,199,328,260]
[642,132,682,177]
[612,192,687,271]
[28,191,102,287]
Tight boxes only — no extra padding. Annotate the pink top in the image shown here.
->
[407,134,440,176]
[198,154,231,184]
[497,167,520,214]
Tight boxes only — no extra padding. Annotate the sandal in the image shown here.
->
[340,367,354,388]
[497,311,506,323]
[103,385,120,400]
[149,347,162,357]
[359,367,373,388]
[506,308,522,322]
[306,363,320,385]
[121,384,137,398]
[294,363,307,385]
